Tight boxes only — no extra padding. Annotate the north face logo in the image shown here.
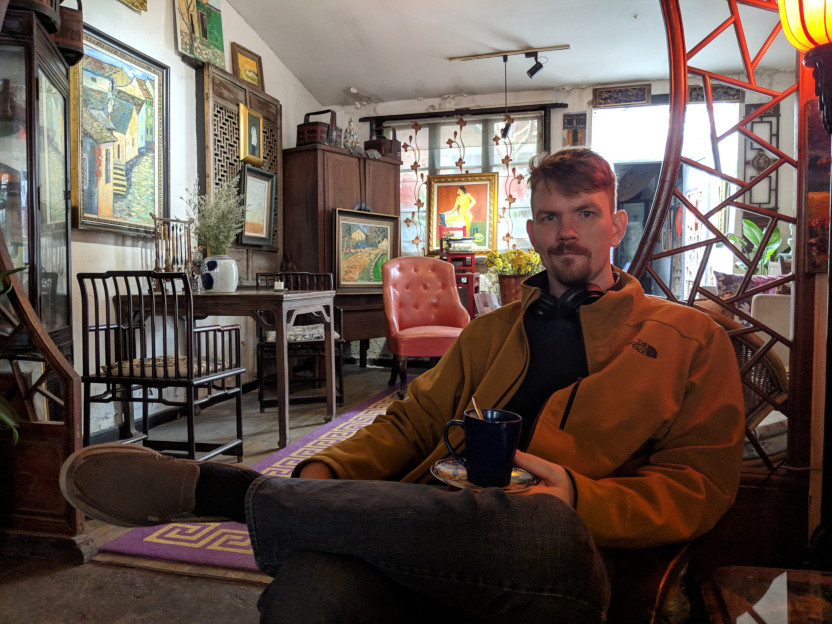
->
[629,339,658,359]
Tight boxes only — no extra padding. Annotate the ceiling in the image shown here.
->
[225,0,798,108]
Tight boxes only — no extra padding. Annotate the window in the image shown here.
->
[592,102,741,298]
[389,112,544,256]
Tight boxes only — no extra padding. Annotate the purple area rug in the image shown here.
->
[99,383,403,571]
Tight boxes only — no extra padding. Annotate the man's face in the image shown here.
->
[526,182,627,297]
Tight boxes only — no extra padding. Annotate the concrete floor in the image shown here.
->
[0,364,397,624]
[0,555,266,624]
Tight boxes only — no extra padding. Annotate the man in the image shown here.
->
[61,148,744,623]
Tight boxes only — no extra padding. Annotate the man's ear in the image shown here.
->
[611,209,628,247]
[526,219,536,248]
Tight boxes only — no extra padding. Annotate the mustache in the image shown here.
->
[546,243,590,256]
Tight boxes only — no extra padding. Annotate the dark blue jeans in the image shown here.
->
[246,477,610,623]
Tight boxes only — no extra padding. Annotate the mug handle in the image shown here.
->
[443,420,466,466]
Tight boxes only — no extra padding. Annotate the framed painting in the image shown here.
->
[426,172,498,254]
[334,209,400,294]
[116,0,148,12]
[239,163,275,246]
[239,103,264,166]
[230,42,264,90]
[174,0,225,68]
[70,26,169,235]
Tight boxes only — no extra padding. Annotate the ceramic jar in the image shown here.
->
[201,255,238,292]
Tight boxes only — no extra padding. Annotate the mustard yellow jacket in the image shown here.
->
[307,271,745,549]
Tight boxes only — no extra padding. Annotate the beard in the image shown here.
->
[544,243,592,287]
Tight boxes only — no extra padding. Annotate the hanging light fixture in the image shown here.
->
[779,0,832,131]
[501,55,512,138]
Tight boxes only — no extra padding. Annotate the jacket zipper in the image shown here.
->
[559,377,583,429]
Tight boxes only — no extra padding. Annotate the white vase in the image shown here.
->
[200,255,238,292]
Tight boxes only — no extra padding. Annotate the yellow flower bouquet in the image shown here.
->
[485,248,542,276]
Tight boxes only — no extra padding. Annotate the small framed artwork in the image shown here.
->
[239,103,264,166]
[334,209,400,294]
[116,0,147,12]
[230,42,265,90]
[426,172,498,254]
[174,0,225,68]
[239,164,275,246]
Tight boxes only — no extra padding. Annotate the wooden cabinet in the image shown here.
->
[282,143,400,342]
[0,9,72,360]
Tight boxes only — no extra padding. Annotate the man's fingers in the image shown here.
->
[514,451,560,484]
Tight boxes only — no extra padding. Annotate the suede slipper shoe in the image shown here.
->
[59,443,213,527]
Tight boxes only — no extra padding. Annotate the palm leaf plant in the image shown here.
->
[728,219,784,274]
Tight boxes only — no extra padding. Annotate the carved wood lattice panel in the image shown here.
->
[211,103,242,189]
[637,0,801,471]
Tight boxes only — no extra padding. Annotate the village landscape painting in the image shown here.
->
[335,209,399,293]
[72,28,168,234]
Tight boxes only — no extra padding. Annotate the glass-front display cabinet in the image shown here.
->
[0,9,71,361]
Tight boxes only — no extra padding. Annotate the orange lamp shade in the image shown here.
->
[779,0,832,51]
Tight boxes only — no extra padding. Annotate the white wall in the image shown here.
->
[74,0,321,434]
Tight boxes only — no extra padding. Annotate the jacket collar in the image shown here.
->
[518,268,629,315]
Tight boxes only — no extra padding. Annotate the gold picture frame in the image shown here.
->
[334,209,400,294]
[230,42,265,91]
[239,103,264,166]
[116,0,148,12]
[426,172,499,254]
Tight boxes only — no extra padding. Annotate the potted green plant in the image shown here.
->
[728,218,787,274]
[485,248,542,304]
[184,175,246,292]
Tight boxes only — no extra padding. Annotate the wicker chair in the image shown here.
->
[77,270,244,461]
[702,310,790,470]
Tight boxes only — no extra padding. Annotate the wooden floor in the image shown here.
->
[0,363,396,624]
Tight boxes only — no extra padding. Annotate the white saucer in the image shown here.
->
[430,458,538,493]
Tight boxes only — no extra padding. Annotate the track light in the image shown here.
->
[526,52,543,79]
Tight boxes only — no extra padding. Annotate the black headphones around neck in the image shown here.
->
[534,284,605,319]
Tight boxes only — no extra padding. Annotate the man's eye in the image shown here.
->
[542,214,556,222]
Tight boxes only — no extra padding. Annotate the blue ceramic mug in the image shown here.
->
[443,409,522,487]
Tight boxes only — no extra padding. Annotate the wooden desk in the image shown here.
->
[193,289,336,448]
[700,566,832,623]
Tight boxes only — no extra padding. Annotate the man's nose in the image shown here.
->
[557,221,578,239]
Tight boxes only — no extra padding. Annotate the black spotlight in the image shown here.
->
[526,52,543,79]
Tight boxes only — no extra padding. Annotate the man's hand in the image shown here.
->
[298,461,335,479]
[514,450,575,507]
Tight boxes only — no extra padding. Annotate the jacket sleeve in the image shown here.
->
[568,325,745,549]
[293,338,468,480]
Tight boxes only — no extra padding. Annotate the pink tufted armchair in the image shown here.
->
[382,256,470,397]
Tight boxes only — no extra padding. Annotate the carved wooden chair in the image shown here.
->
[255,272,344,410]
[76,270,244,461]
